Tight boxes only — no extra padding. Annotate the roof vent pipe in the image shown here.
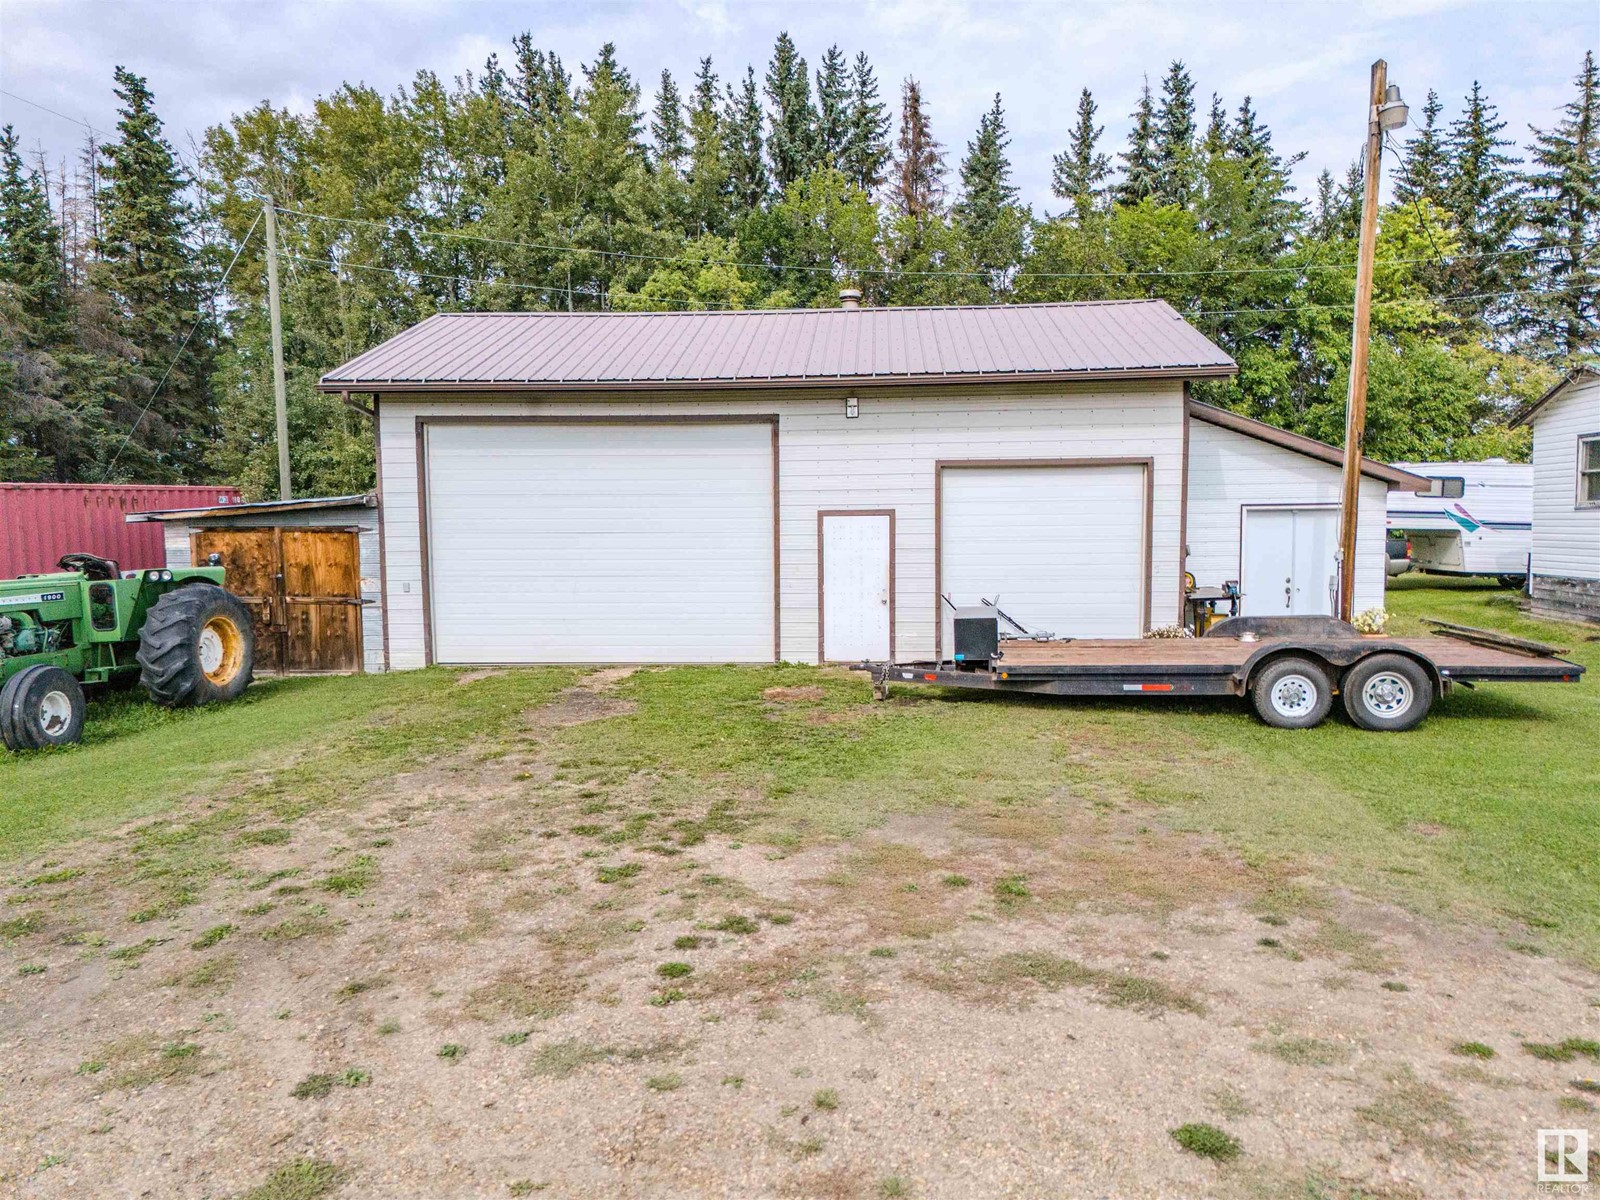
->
[838,288,862,310]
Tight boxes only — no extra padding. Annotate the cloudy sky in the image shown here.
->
[1,0,1594,210]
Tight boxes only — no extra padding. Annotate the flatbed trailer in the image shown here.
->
[865,616,1584,731]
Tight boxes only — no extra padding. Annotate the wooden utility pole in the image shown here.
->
[263,196,292,501]
[1337,60,1388,622]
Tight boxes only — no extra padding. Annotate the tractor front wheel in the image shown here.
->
[1,665,87,751]
[137,584,255,708]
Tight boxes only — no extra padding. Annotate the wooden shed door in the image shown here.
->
[192,528,362,675]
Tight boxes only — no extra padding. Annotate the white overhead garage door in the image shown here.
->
[424,421,774,663]
[941,463,1148,643]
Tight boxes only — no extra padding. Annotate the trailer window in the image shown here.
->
[1433,476,1465,499]
[1580,435,1600,508]
[89,583,117,631]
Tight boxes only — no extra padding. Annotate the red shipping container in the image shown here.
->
[0,483,240,578]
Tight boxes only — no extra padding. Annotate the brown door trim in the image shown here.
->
[414,414,782,666]
[816,509,896,663]
[933,457,1155,658]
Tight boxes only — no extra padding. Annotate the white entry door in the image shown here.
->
[1241,507,1339,616]
[820,512,892,662]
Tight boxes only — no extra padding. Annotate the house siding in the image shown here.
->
[161,509,385,674]
[377,382,1188,668]
[1528,375,1600,607]
[1184,419,1389,615]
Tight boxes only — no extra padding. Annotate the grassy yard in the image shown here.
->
[3,579,1596,961]
[3,580,1597,1198]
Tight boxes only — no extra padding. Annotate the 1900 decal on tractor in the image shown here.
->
[0,553,255,751]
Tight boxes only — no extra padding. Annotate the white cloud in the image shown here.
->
[0,0,1593,212]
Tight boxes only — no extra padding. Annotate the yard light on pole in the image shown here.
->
[1337,60,1405,623]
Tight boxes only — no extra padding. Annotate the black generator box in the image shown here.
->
[951,608,1000,666]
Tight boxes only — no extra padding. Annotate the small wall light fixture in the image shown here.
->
[845,396,859,419]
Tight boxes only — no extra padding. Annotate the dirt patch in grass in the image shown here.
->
[1355,1066,1485,1163]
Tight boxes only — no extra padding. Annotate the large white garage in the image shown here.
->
[321,300,1416,670]
[423,420,775,663]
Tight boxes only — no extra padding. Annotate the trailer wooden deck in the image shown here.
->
[868,619,1584,730]
[988,635,1583,683]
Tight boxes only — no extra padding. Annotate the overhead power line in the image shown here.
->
[276,244,1571,325]
[274,203,1585,285]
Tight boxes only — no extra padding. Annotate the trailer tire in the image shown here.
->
[138,584,255,708]
[1341,654,1432,732]
[1,665,87,751]
[1250,656,1333,729]
[1497,574,1526,590]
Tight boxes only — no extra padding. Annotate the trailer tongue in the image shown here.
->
[865,614,1583,732]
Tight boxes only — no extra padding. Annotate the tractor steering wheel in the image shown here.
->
[57,553,121,580]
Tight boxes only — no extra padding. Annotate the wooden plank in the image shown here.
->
[1419,619,1565,657]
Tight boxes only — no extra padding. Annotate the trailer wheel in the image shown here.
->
[137,584,255,708]
[1341,654,1433,732]
[0,665,87,751]
[1496,574,1526,590]
[1250,657,1333,729]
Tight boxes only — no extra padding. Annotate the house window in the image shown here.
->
[1580,435,1600,508]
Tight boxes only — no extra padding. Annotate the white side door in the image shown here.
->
[820,512,892,662]
[1241,507,1339,616]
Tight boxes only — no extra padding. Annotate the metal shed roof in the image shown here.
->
[318,300,1236,393]
[126,493,377,523]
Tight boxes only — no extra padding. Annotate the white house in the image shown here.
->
[1512,364,1600,622]
[318,299,1422,669]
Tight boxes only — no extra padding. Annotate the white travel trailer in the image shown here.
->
[1387,459,1533,584]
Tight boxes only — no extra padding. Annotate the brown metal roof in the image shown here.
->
[1188,401,1430,490]
[318,300,1236,392]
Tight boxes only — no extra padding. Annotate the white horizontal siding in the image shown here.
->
[159,509,384,674]
[1184,418,1388,615]
[378,383,1187,667]
[1528,377,1600,582]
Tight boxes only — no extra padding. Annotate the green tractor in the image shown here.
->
[0,552,255,752]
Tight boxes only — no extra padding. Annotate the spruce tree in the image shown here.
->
[764,32,819,189]
[1394,90,1447,205]
[650,69,688,175]
[92,66,214,481]
[0,125,69,337]
[1116,79,1160,205]
[1051,88,1111,219]
[955,93,1024,292]
[843,52,891,194]
[1153,60,1198,206]
[892,77,945,218]
[815,45,851,167]
[0,124,77,480]
[686,58,731,235]
[1443,82,1524,309]
[1203,93,1228,158]
[723,67,769,214]
[1523,51,1600,356]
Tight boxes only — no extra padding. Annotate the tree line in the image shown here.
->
[1,35,1596,496]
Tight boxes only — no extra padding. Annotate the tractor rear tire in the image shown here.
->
[1,665,87,751]
[137,584,255,708]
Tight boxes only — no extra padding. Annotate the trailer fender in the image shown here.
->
[1235,641,1444,698]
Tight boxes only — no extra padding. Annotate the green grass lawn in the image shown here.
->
[3,580,1596,962]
